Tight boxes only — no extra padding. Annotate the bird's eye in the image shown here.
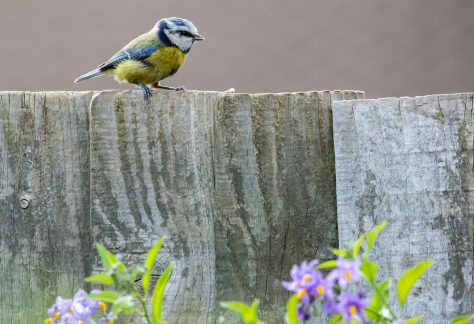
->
[178,30,193,37]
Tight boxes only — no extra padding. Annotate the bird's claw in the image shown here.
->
[138,84,153,102]
[156,85,186,91]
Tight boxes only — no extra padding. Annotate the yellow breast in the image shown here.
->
[114,47,187,85]
[146,47,187,78]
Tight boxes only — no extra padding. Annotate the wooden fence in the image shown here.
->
[334,93,474,323]
[1,91,472,323]
[0,90,364,323]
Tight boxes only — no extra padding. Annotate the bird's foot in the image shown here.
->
[157,85,187,91]
[138,84,153,101]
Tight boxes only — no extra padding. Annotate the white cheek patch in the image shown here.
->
[167,33,193,52]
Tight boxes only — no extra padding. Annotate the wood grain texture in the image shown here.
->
[333,93,474,323]
[213,91,365,323]
[89,89,364,323]
[0,91,93,323]
[90,90,219,323]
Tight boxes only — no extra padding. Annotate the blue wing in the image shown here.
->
[99,45,158,70]
[98,32,160,70]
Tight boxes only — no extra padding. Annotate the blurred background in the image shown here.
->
[1,0,473,98]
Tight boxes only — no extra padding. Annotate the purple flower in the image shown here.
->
[322,299,339,315]
[310,275,334,301]
[71,289,100,322]
[282,259,321,303]
[297,305,311,321]
[48,296,73,320]
[46,289,102,324]
[329,257,362,287]
[98,313,115,324]
[338,291,369,323]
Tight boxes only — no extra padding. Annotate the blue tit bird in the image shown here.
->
[74,17,204,100]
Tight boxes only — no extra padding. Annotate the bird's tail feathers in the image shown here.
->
[74,69,104,83]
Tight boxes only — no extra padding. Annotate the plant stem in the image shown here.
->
[371,282,397,321]
[129,281,153,324]
[139,295,153,324]
[364,307,393,323]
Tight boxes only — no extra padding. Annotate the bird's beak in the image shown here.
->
[193,34,205,41]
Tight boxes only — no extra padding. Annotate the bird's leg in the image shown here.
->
[151,82,186,91]
[137,84,153,101]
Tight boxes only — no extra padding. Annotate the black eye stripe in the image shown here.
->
[178,30,193,37]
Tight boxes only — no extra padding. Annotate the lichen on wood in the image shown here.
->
[0,89,364,323]
[333,93,474,323]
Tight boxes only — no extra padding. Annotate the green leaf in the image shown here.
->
[85,273,114,285]
[353,232,367,257]
[96,243,120,270]
[367,279,391,323]
[285,294,299,324]
[111,295,136,316]
[89,291,121,303]
[131,265,146,283]
[376,280,390,300]
[360,257,378,285]
[404,316,423,324]
[220,299,263,324]
[221,301,251,314]
[396,261,432,307]
[249,299,263,324]
[317,260,337,269]
[451,315,474,324]
[330,248,347,257]
[364,307,383,323]
[143,237,166,295]
[151,262,173,324]
[367,221,387,253]
[328,314,342,324]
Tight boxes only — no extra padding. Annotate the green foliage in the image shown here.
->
[49,220,468,324]
[366,280,391,322]
[151,262,174,324]
[451,315,474,324]
[328,314,342,324]
[317,260,337,269]
[285,294,299,324]
[111,296,136,316]
[89,290,121,303]
[131,265,146,282]
[404,316,423,324]
[95,243,121,270]
[330,248,348,257]
[220,299,264,324]
[366,221,386,253]
[143,237,166,295]
[396,261,432,307]
[322,221,432,323]
[84,238,172,324]
[353,232,367,257]
[85,273,114,285]
[360,256,378,285]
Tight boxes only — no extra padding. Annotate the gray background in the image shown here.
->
[1,0,473,98]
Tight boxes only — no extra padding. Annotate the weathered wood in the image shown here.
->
[213,91,364,323]
[89,89,364,323]
[0,89,364,323]
[333,93,474,323]
[0,92,93,323]
[90,90,219,323]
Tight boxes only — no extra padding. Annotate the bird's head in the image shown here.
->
[155,17,204,53]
